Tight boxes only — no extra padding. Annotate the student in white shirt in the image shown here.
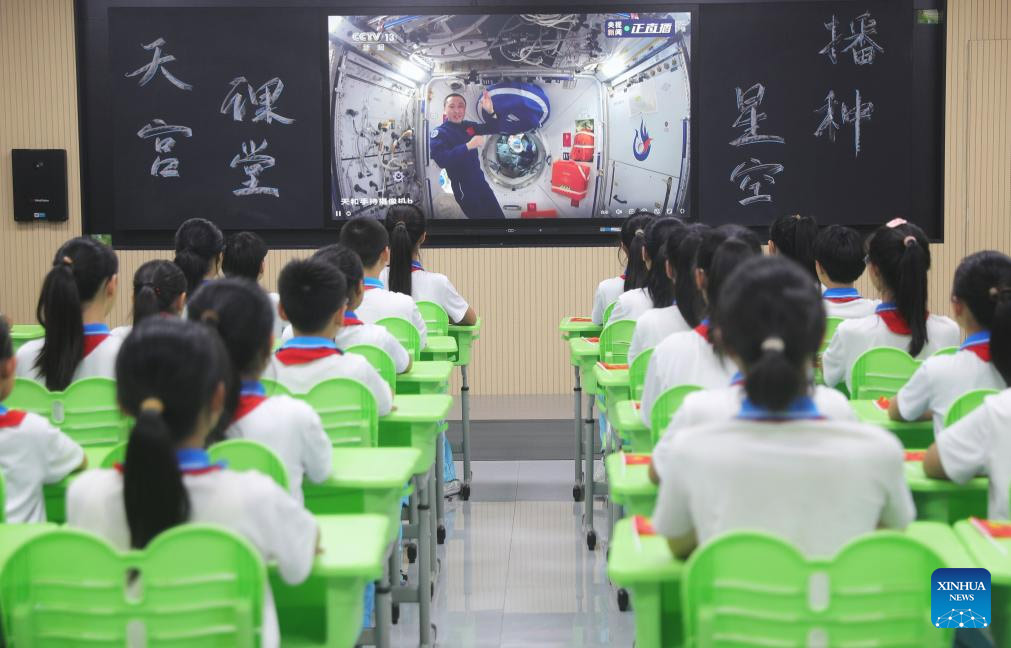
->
[610,218,683,323]
[382,204,478,326]
[187,279,332,501]
[890,251,1011,433]
[651,256,915,558]
[173,218,224,299]
[813,225,879,319]
[111,260,187,339]
[640,228,762,424]
[268,258,393,415]
[339,216,427,346]
[16,237,122,390]
[67,317,317,648]
[0,320,85,522]
[591,214,651,325]
[767,213,820,282]
[221,231,288,340]
[822,219,961,391]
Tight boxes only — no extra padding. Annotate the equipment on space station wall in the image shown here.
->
[550,160,592,204]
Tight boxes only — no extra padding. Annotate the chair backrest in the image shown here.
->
[820,316,843,353]
[598,319,637,365]
[0,470,5,523]
[377,317,421,361]
[629,348,654,401]
[9,324,45,353]
[298,377,378,447]
[602,301,616,326]
[61,378,131,446]
[849,347,920,400]
[933,346,959,357]
[100,441,129,469]
[416,301,450,337]
[346,344,396,392]
[0,525,265,647]
[682,530,951,647]
[650,384,703,445]
[4,378,54,420]
[258,378,292,397]
[943,389,999,428]
[208,440,290,491]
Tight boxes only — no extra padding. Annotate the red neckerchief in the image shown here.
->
[82,324,111,358]
[344,316,364,326]
[827,296,860,303]
[232,394,268,423]
[875,304,921,335]
[0,409,28,428]
[961,332,992,362]
[275,347,343,366]
[694,320,710,340]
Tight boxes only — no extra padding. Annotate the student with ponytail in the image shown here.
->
[17,237,120,390]
[111,260,187,339]
[381,204,477,325]
[610,217,681,322]
[173,218,224,298]
[768,213,819,281]
[672,224,710,328]
[650,256,914,558]
[187,279,332,499]
[822,219,959,391]
[890,251,1011,434]
[592,214,651,324]
[67,318,318,647]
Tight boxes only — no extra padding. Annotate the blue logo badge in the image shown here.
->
[632,119,652,161]
[931,568,990,629]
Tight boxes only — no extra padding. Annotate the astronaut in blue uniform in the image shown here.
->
[429,91,506,219]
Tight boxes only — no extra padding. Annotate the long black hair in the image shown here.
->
[384,204,426,296]
[717,256,825,411]
[621,214,652,292]
[769,214,819,281]
[34,237,118,391]
[173,218,224,298]
[866,221,932,356]
[703,238,762,345]
[132,260,187,327]
[642,217,684,308]
[953,251,1011,383]
[0,318,11,362]
[673,225,710,327]
[117,317,231,548]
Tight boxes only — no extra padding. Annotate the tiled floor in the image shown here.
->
[390,460,634,648]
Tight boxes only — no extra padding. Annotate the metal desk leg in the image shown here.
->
[573,366,584,502]
[460,365,472,501]
[373,550,392,648]
[429,467,438,574]
[582,394,597,550]
[435,426,446,545]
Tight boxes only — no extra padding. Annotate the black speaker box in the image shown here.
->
[12,149,68,222]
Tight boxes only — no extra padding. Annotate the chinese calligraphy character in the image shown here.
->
[229,140,279,197]
[137,119,192,177]
[813,90,841,142]
[842,89,874,156]
[842,12,884,65]
[813,89,874,156]
[125,38,192,91]
[730,84,785,147]
[219,77,294,125]
[819,15,841,64]
[730,158,784,206]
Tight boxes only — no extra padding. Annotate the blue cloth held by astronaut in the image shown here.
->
[481,82,551,134]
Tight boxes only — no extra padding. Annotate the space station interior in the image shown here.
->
[328,13,691,220]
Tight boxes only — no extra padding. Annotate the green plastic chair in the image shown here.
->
[9,324,44,353]
[416,301,450,336]
[943,388,999,428]
[60,378,130,446]
[0,471,5,523]
[598,319,637,365]
[377,316,421,361]
[682,530,951,647]
[259,378,292,397]
[649,384,703,445]
[209,439,290,491]
[602,302,616,326]
[346,344,396,392]
[820,316,843,353]
[4,378,54,420]
[298,377,378,447]
[849,347,920,400]
[0,524,266,647]
[629,348,654,402]
[933,346,959,357]
[100,441,128,468]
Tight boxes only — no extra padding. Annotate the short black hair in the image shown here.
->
[312,244,364,287]
[339,217,389,268]
[222,231,268,281]
[814,225,866,284]
[278,258,347,333]
[444,93,466,106]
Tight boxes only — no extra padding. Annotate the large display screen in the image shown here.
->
[328,13,692,221]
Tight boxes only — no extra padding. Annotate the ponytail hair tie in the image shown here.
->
[140,397,164,414]
[61,256,74,267]
[903,235,917,248]
[886,218,908,229]
[199,309,220,325]
[761,336,785,353]
[991,286,1011,302]
[394,221,407,231]
[634,229,645,237]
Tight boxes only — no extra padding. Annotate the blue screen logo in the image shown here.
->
[931,568,990,629]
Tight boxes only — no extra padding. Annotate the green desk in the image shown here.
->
[851,399,934,449]
[448,319,481,501]
[420,335,458,362]
[559,316,602,341]
[608,400,650,453]
[379,395,452,474]
[44,445,118,523]
[605,453,657,518]
[593,363,631,415]
[904,459,988,523]
[271,513,389,648]
[396,360,452,395]
[447,318,481,366]
[954,520,1011,645]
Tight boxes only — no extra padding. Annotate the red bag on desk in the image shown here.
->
[571,129,595,162]
[550,160,591,203]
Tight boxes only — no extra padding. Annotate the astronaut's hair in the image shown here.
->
[444,93,466,106]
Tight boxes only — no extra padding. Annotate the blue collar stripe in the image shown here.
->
[0,405,7,416]
[176,448,225,471]
[961,331,991,349]
[701,318,710,326]
[875,302,897,313]
[240,380,266,397]
[364,278,385,289]
[280,337,339,350]
[83,323,111,335]
[729,372,744,386]
[345,309,358,319]
[411,260,423,271]
[823,288,860,299]
[738,396,821,421]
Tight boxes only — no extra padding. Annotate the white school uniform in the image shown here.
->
[267,337,393,415]
[896,332,1006,435]
[15,324,122,386]
[356,278,427,347]
[936,389,1011,519]
[651,413,915,557]
[269,292,288,341]
[821,309,961,390]
[0,407,83,522]
[380,265,470,323]
[609,288,653,323]
[67,457,317,648]
[628,304,691,362]
[822,288,880,320]
[110,325,132,339]
[279,316,411,374]
[640,323,737,425]
[224,385,333,502]
[592,276,626,325]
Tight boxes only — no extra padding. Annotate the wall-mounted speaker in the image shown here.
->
[12,149,68,222]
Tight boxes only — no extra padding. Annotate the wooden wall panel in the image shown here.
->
[1,0,1009,395]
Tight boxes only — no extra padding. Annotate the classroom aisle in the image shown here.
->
[390,460,634,648]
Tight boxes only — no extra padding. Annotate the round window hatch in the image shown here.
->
[481,131,547,190]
